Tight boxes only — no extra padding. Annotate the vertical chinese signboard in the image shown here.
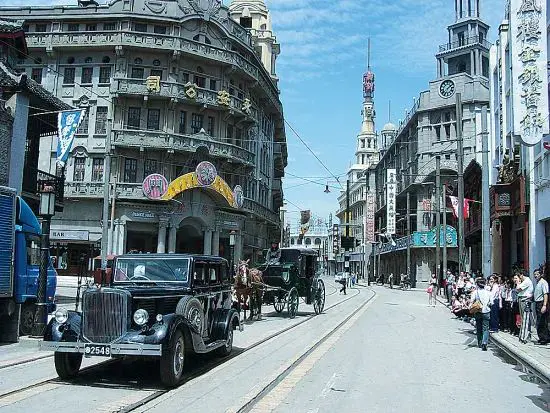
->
[365,193,376,242]
[510,0,549,145]
[386,169,397,235]
[332,224,340,254]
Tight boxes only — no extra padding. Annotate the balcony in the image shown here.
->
[243,198,279,225]
[437,35,491,55]
[22,167,65,211]
[64,181,146,200]
[112,129,255,166]
[113,78,258,121]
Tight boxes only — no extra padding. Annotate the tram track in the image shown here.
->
[0,282,364,411]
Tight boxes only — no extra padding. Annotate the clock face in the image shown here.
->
[439,80,455,98]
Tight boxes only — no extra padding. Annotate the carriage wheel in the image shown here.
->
[273,295,285,313]
[313,279,325,315]
[287,287,299,319]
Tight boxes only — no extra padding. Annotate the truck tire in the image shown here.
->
[175,296,204,334]
[19,303,35,336]
[54,352,82,379]
[160,329,184,387]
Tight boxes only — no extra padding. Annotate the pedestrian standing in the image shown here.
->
[489,274,501,333]
[511,275,520,336]
[445,270,454,303]
[516,270,534,343]
[534,269,550,345]
[501,279,512,331]
[389,272,394,289]
[428,273,437,307]
[471,277,492,351]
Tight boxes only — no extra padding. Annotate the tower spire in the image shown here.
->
[367,37,371,71]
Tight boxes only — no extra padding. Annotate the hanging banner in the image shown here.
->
[300,210,311,237]
[365,192,376,242]
[56,109,86,167]
[386,169,397,235]
[449,196,471,219]
[510,0,549,145]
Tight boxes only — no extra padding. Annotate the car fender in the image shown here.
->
[143,314,196,352]
[43,310,81,342]
[211,308,241,341]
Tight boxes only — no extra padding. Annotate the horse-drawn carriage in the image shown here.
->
[234,247,325,320]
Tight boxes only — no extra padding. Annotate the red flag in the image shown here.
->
[449,196,471,219]
[464,199,471,219]
[449,196,459,218]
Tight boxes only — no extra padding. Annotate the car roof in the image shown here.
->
[280,247,319,256]
[116,253,228,263]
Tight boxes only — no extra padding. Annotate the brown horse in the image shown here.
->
[234,260,264,321]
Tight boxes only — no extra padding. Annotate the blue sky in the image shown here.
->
[4,0,505,226]
[266,0,505,226]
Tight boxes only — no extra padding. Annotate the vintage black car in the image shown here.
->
[40,254,240,387]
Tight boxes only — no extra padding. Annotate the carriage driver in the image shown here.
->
[266,241,282,264]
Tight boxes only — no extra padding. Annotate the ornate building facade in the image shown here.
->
[1,0,287,275]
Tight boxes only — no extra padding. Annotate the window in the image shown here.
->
[153,59,161,67]
[179,111,187,134]
[68,23,79,32]
[181,72,189,83]
[84,57,93,63]
[144,159,158,178]
[128,107,141,129]
[191,113,203,133]
[134,23,147,32]
[31,68,42,83]
[150,69,162,79]
[22,24,29,32]
[444,124,451,140]
[85,24,96,31]
[226,125,233,142]
[104,22,116,31]
[77,112,89,134]
[134,58,143,65]
[209,79,217,91]
[92,158,104,181]
[35,24,47,32]
[131,67,144,79]
[26,235,40,266]
[147,109,160,130]
[99,66,111,84]
[154,25,166,34]
[102,56,111,64]
[73,157,86,181]
[235,128,242,147]
[194,75,205,88]
[81,67,93,84]
[67,57,75,64]
[95,107,108,134]
[434,126,441,142]
[63,67,75,84]
[207,116,215,136]
[124,158,137,183]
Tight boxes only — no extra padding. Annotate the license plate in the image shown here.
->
[84,344,111,357]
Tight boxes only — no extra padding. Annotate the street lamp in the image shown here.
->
[33,182,56,336]
[229,230,236,277]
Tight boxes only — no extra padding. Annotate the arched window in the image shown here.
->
[260,24,267,30]
[314,238,321,245]
[204,36,211,45]
[102,56,110,64]
[290,238,295,245]
[84,57,93,63]
[297,238,302,245]
[196,66,204,73]
[134,58,143,65]
[305,238,312,245]
[193,34,200,41]
[153,59,161,67]
[67,57,75,64]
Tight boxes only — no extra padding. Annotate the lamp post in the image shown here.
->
[229,230,236,277]
[33,183,56,336]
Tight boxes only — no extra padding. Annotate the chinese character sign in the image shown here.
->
[511,0,549,145]
[386,169,397,235]
[365,193,376,242]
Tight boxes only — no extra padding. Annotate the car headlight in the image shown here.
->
[282,271,290,283]
[133,309,149,326]
[54,308,68,324]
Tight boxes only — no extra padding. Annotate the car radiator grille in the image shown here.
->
[82,289,128,343]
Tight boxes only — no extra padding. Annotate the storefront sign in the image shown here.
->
[413,225,457,247]
[510,0,549,145]
[365,192,375,242]
[50,230,89,241]
[142,174,168,200]
[386,169,397,234]
[131,211,156,220]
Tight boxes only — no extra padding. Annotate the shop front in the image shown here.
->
[49,228,101,276]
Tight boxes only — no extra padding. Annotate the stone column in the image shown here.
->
[111,219,119,256]
[212,230,220,256]
[203,229,213,255]
[116,220,126,255]
[7,92,30,193]
[157,220,168,253]
[168,224,177,254]
[234,233,243,263]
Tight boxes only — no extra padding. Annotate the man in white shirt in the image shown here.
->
[517,270,534,343]
[534,270,549,345]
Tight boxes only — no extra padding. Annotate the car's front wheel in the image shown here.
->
[160,329,185,387]
[54,352,82,379]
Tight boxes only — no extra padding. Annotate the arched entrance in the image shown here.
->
[176,217,204,254]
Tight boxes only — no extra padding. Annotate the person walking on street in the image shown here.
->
[516,270,534,343]
[428,273,437,307]
[471,277,492,351]
[534,269,550,345]
[338,272,347,295]
[389,272,394,289]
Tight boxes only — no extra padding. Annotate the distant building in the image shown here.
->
[1,0,287,275]
[288,216,328,268]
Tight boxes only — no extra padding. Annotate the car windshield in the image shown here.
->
[113,258,190,283]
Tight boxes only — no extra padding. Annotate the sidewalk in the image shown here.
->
[436,294,550,382]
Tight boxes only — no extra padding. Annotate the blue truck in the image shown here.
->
[0,186,57,341]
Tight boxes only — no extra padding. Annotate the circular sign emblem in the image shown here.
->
[142,174,168,200]
[233,185,244,208]
[196,161,217,186]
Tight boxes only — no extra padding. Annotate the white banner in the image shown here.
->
[386,169,397,235]
[365,193,376,242]
[56,109,86,166]
[510,0,549,145]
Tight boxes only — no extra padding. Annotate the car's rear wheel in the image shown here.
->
[215,328,233,357]
[54,352,82,380]
[160,329,185,387]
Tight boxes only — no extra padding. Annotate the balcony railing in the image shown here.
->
[113,78,258,120]
[64,181,146,200]
[22,167,65,210]
[112,129,255,166]
[438,35,491,53]
[243,198,279,225]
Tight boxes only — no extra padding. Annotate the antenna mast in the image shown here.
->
[367,37,371,71]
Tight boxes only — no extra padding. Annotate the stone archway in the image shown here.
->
[176,216,205,254]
